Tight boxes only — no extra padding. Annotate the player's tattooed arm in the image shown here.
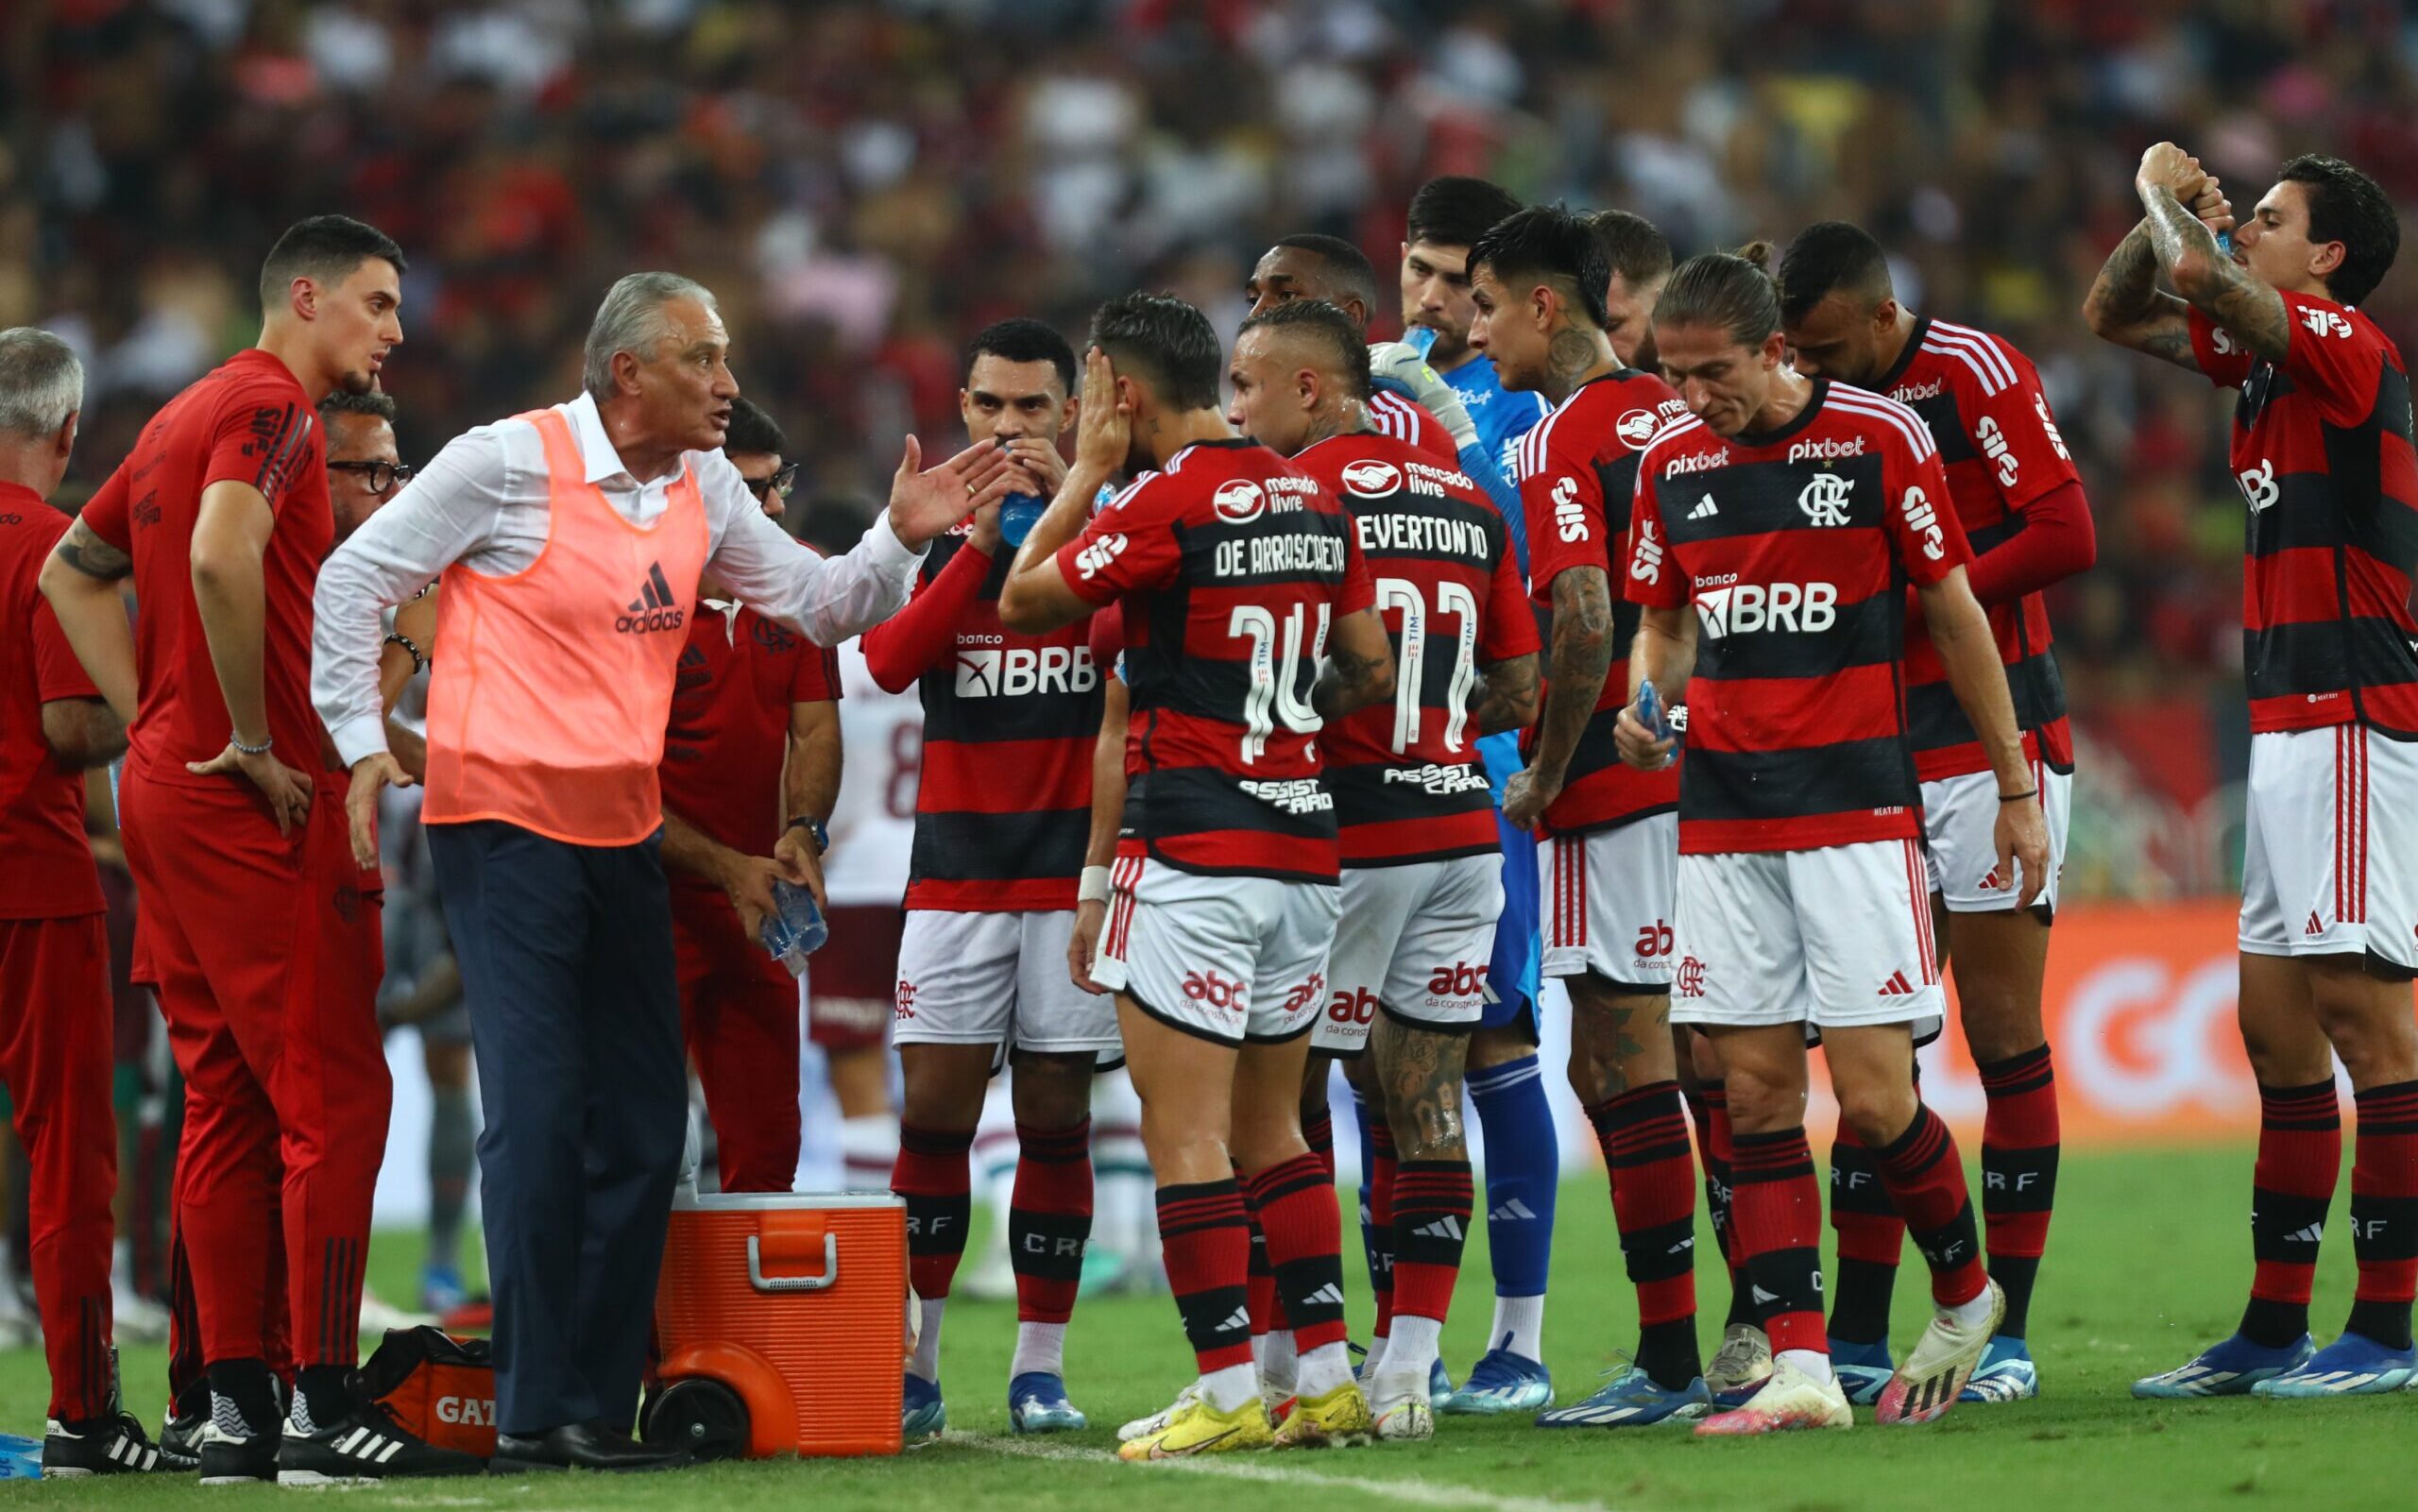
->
[2083,222,2203,370]
[1471,651,1541,736]
[1311,604,1397,722]
[1504,566,1612,827]
[49,518,132,581]
[2140,186,2290,365]
[1371,1014,1468,1164]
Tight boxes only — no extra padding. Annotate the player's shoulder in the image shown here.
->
[1631,405,1717,475]
[2296,293,2399,363]
[1824,381,1938,460]
[1314,429,1485,508]
[1912,316,2036,400]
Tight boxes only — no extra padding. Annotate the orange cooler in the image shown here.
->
[649,1189,907,1459]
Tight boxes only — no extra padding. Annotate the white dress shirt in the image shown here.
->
[313,389,923,768]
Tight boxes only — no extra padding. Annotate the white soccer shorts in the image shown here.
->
[1092,854,1340,1045]
[892,909,1122,1055]
[1313,853,1504,1056]
[1540,813,1679,988]
[1669,837,1947,1030]
[2239,724,2418,973]
[1921,763,2072,915]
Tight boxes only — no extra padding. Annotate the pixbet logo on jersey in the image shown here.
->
[1695,581,1837,638]
[954,644,1098,699]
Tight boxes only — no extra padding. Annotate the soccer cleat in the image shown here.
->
[1960,1336,2040,1402]
[1831,1337,1896,1408]
[1118,1384,1197,1443]
[1271,1380,1373,1449]
[419,1264,472,1317]
[1115,1393,1272,1461]
[901,1373,946,1440]
[277,1403,486,1484]
[1693,1356,1853,1436]
[2250,1332,2418,1398]
[2132,1332,2315,1399]
[43,1413,172,1475]
[1007,1372,1088,1434]
[1877,1279,2005,1425]
[1440,1342,1553,1415]
[1534,1365,1712,1428]
[1372,1396,1433,1442]
[1706,1323,1774,1408]
[195,1424,280,1485]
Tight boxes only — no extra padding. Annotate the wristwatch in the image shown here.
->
[787,816,830,855]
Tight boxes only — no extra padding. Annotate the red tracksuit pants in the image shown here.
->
[672,888,800,1193]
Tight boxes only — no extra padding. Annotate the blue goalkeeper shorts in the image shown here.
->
[1478,730,1541,1039]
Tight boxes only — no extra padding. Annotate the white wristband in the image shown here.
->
[1078,864,1114,905]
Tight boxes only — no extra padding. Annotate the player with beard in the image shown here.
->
[1000,294,1396,1458]
[1778,221,2096,1403]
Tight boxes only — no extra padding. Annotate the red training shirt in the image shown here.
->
[0,485,105,919]
[658,601,842,889]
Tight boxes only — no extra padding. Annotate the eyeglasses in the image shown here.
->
[327,460,415,495]
[741,463,799,502]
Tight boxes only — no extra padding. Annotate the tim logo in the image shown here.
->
[1339,459,1401,497]
[1676,956,1706,997]
[1797,471,1853,527]
[953,645,1097,698]
[434,1396,494,1427]
[1213,480,1266,523]
[616,562,686,634]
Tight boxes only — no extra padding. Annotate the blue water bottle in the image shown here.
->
[0,1432,43,1479]
[998,492,1047,549]
[1636,680,1674,769]
[760,879,828,977]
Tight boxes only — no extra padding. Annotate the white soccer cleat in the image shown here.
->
[1693,1355,1853,1436]
[1118,1383,1199,1443]
[1706,1323,1773,1406]
[1878,1280,2005,1425]
[1372,1397,1433,1442]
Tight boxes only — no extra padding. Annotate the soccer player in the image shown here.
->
[1588,211,1673,373]
[862,319,1113,1437]
[1621,246,2045,1434]
[1467,206,1706,1425]
[1775,222,2095,1403]
[1227,297,1541,1437]
[42,217,479,1481]
[2089,145,2418,1398]
[1247,237,1462,462]
[999,294,1395,1458]
[1402,178,1556,483]
[0,328,164,1473]
[657,395,842,1199]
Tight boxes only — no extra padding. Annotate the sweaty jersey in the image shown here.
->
[1628,381,1971,854]
[0,488,104,919]
[81,349,332,789]
[1300,432,1538,866]
[861,529,1100,911]
[1518,369,1690,835]
[658,601,841,892]
[1875,316,2082,779]
[1058,438,1373,883]
[2189,294,2418,737]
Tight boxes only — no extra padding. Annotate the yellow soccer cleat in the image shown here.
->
[1271,1381,1373,1450]
[1115,1393,1273,1462]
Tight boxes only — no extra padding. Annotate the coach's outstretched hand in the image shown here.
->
[346,752,414,868]
[886,436,1010,549]
[1996,795,2052,912]
[191,740,315,837]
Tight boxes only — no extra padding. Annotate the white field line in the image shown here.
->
[953,1432,1624,1512]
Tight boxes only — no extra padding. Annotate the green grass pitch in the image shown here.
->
[0,1146,2408,1510]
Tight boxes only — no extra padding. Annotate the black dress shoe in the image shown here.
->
[491,1421,695,1473]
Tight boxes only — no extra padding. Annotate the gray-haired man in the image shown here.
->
[310,272,1010,1470]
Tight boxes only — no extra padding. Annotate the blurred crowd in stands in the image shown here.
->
[10,0,2418,898]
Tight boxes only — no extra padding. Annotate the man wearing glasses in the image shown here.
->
[657,395,843,1193]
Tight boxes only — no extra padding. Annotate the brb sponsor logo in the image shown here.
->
[435,1396,495,1427]
[1696,581,1837,638]
[1183,969,1247,1013]
[954,644,1098,699]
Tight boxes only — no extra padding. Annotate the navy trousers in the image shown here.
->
[428,820,684,1436]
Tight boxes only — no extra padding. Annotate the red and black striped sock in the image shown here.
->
[1589,1082,1703,1387]
[1730,1127,1825,1357]
[1389,1160,1473,1326]
[1365,1118,1398,1341]
[1244,1154,1349,1353]
[1156,1181,1255,1373]
[893,1124,975,1302]
[1697,1081,1755,1329]
[2243,1079,2340,1348]
[1873,1105,1987,1308]
[1009,1118,1093,1327]
[2348,1080,2418,1351]
[1978,1045,2060,1339]
[1827,1121,1903,1345]
[1304,1107,1337,1184]
[1244,1198,1285,1336]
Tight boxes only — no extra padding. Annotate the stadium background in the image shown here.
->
[8,0,2415,1187]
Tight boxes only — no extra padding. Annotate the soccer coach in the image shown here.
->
[311,273,1006,1471]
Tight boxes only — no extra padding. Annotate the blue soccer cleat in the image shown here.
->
[1831,1337,1894,1408]
[1007,1372,1088,1434]
[902,1373,946,1439]
[1534,1365,1712,1428]
[2133,1333,2315,1399]
[1961,1335,2040,1402]
[1440,1340,1553,1415]
[2250,1333,2418,1398]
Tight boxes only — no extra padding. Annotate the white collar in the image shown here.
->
[564,390,643,486]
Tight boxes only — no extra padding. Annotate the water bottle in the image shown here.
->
[760,878,829,977]
[0,1433,43,1479]
[999,492,1047,549]
[1636,680,1674,769]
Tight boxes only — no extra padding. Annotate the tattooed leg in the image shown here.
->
[1371,1014,1472,1164]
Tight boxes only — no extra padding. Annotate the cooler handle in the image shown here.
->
[747,1232,839,1293]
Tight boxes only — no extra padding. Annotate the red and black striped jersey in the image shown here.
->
[1518,369,1690,835]
[2188,295,2418,737]
[1627,381,1971,855]
[659,603,841,892]
[1876,316,2082,779]
[860,530,1099,911]
[1298,431,1539,867]
[1058,438,1374,883]
[1370,390,1461,464]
